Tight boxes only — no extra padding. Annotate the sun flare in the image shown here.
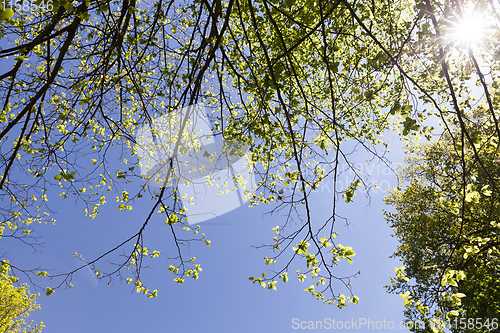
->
[451,15,488,47]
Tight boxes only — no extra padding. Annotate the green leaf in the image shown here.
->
[63,1,73,11]
[402,117,418,136]
[401,104,413,113]
[0,8,14,20]
[304,285,315,292]
[390,103,401,115]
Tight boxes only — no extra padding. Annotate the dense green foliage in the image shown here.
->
[385,126,500,331]
[0,261,43,333]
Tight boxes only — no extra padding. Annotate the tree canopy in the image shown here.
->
[0,0,499,326]
[385,115,500,331]
[0,261,43,333]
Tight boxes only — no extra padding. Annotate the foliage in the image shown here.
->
[0,261,43,333]
[0,0,417,306]
[385,113,500,331]
[382,0,500,330]
[1,0,499,320]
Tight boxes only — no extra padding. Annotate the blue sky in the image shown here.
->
[3,131,419,333]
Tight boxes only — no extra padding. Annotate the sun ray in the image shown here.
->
[450,14,488,48]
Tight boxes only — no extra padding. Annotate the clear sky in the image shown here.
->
[4,130,420,333]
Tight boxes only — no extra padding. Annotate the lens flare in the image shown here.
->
[451,15,487,47]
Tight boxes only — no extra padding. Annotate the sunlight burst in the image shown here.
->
[451,15,487,48]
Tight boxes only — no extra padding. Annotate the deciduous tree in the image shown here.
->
[0,261,43,333]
